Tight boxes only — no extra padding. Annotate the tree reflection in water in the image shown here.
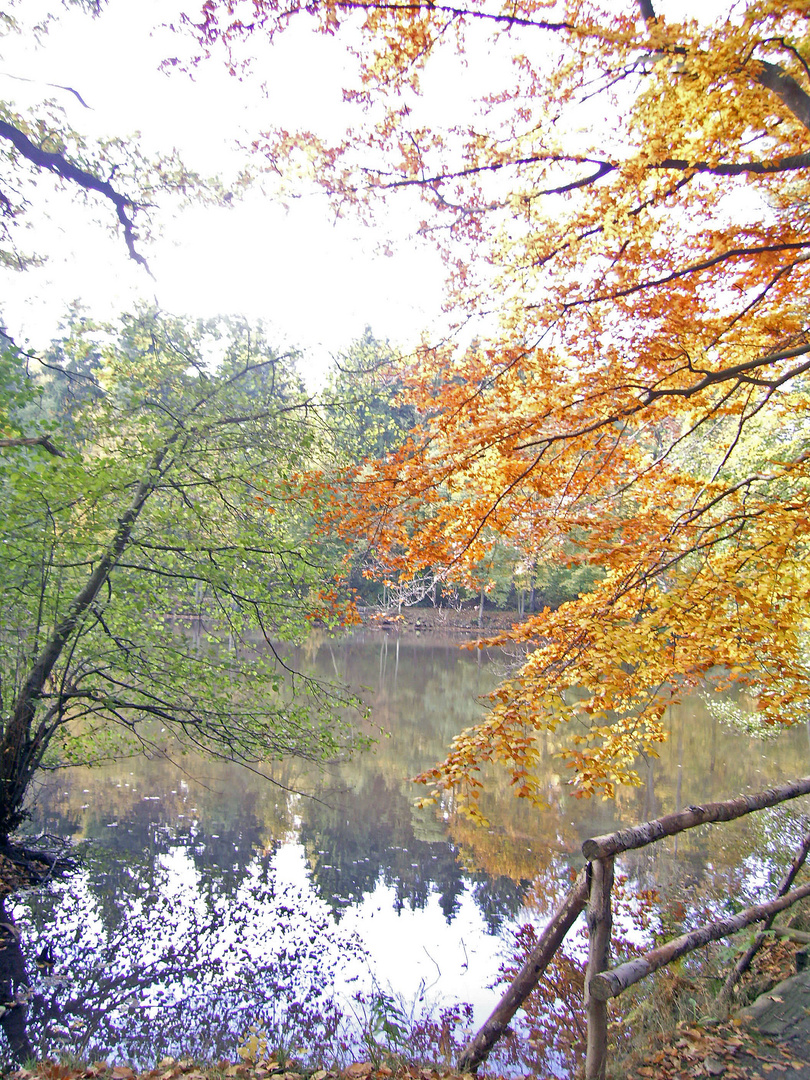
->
[13,844,366,1068]
[300,772,526,931]
[1,635,807,1070]
[0,898,34,1061]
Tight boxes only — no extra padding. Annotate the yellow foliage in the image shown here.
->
[189,0,810,807]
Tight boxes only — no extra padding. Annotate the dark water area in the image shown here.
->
[7,631,810,1070]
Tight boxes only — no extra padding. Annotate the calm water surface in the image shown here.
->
[11,631,810,1069]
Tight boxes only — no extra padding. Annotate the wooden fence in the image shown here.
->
[457,776,810,1080]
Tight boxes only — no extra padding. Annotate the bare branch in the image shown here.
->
[0,117,150,271]
[0,435,65,457]
[0,72,91,108]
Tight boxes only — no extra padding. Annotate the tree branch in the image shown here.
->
[0,118,150,271]
[0,435,65,457]
[1,432,180,816]
[754,60,810,133]
[564,241,810,309]
[656,152,810,176]
[366,150,810,207]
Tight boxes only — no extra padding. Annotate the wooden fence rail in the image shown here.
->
[716,827,810,1010]
[456,871,589,1071]
[458,776,810,1080]
[591,881,810,1001]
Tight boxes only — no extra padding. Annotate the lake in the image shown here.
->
[10,629,810,1072]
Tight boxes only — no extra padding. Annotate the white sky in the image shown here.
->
[272,840,511,1022]
[0,0,447,382]
[0,0,735,383]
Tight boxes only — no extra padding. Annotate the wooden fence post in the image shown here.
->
[584,856,614,1080]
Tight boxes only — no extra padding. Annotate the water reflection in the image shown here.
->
[18,845,365,1066]
[0,898,34,1061]
[5,631,810,1068]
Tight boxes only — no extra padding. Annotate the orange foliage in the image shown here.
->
[184,0,810,813]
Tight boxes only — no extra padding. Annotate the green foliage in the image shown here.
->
[320,329,422,608]
[529,557,604,612]
[0,307,366,836]
[324,328,417,464]
[25,305,106,434]
[363,992,411,1065]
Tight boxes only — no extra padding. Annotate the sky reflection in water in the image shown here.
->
[8,631,810,1069]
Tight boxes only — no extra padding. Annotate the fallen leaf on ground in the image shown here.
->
[704,1055,726,1076]
[343,1064,374,1079]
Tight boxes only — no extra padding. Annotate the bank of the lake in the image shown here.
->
[8,937,810,1080]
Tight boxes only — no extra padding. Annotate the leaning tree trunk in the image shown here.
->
[0,439,176,837]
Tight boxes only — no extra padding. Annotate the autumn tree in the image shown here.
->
[0,309,363,844]
[179,0,810,812]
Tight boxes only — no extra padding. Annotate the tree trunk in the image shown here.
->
[0,439,176,836]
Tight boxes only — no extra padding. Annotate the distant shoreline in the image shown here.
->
[356,605,526,634]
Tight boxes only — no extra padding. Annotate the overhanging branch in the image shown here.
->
[0,435,65,457]
[0,117,150,271]
[755,60,810,133]
[657,152,810,176]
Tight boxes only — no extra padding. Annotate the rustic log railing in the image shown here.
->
[458,776,810,1080]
